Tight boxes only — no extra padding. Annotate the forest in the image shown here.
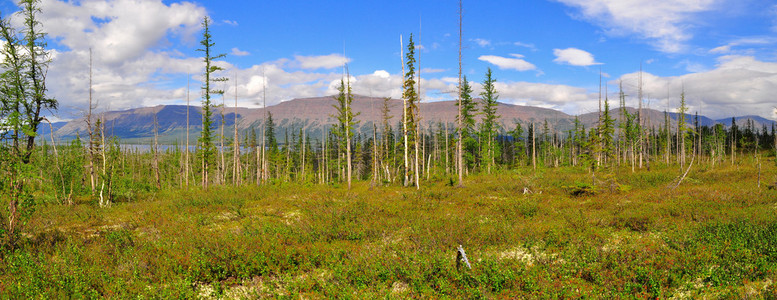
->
[1,0,776,298]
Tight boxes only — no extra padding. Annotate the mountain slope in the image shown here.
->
[48,95,776,143]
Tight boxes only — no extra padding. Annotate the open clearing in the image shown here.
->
[2,164,776,298]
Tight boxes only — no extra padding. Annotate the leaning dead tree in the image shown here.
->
[670,153,694,190]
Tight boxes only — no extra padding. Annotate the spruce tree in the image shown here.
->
[479,68,500,173]
[457,76,477,171]
[197,16,227,188]
[332,79,360,189]
[600,93,615,165]
[403,34,420,188]
[678,89,688,167]
[509,122,524,166]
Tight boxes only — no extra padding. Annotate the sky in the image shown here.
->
[1,0,777,121]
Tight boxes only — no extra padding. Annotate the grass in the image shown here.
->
[2,162,776,298]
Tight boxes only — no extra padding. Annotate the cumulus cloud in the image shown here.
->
[25,0,209,116]
[553,48,601,66]
[478,54,536,71]
[495,81,597,113]
[231,48,250,56]
[615,55,777,119]
[556,0,718,53]
[318,70,455,101]
[294,54,351,70]
[39,0,205,65]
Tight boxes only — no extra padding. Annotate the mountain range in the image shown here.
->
[42,95,776,144]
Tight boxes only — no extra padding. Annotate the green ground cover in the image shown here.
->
[2,164,776,298]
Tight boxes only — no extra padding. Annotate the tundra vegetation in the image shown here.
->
[1,2,777,298]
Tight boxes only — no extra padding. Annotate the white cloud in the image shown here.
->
[478,54,536,71]
[231,48,250,56]
[675,59,708,73]
[709,45,731,54]
[372,70,390,79]
[421,68,446,74]
[615,55,777,119]
[224,20,238,26]
[471,38,491,48]
[322,70,456,101]
[514,41,537,51]
[294,54,351,70]
[708,37,777,54]
[553,48,601,66]
[495,81,597,113]
[38,0,206,65]
[556,0,718,53]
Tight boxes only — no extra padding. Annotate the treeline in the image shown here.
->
[27,88,777,205]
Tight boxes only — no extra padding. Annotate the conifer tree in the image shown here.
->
[403,34,420,188]
[456,0,464,186]
[332,78,360,189]
[678,89,688,167]
[509,122,524,166]
[600,92,615,165]
[457,76,477,172]
[479,68,500,173]
[197,16,227,188]
[0,0,55,248]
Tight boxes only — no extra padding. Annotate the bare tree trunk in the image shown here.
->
[323,128,328,184]
[597,71,602,167]
[645,99,651,171]
[415,126,420,190]
[86,48,96,194]
[302,129,307,183]
[638,66,644,169]
[400,35,409,187]
[346,75,353,190]
[46,120,67,205]
[445,122,450,174]
[755,136,761,188]
[153,113,161,189]
[99,117,108,207]
[233,75,240,185]
[185,73,190,187]
[456,0,464,187]
[371,123,378,187]
[261,68,268,184]
[256,146,264,185]
[416,24,422,190]
[219,95,226,185]
[532,123,536,170]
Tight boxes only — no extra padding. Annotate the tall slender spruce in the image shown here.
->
[479,68,500,174]
[197,16,227,189]
[403,34,420,189]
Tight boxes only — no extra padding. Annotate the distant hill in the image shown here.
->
[44,95,776,143]
[715,115,776,129]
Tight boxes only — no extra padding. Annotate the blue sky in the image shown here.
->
[2,0,777,120]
